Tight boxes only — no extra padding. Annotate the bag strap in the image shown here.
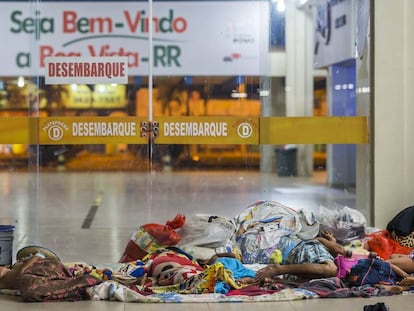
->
[360,259,374,285]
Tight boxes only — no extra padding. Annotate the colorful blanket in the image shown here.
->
[18,258,101,302]
[0,248,406,303]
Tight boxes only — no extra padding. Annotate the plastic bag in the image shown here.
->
[317,205,367,244]
[119,214,186,262]
[177,214,236,248]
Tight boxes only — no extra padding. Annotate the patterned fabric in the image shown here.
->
[131,227,166,254]
[198,261,241,293]
[235,200,302,264]
[299,277,395,298]
[286,240,334,264]
[18,258,101,302]
[147,250,203,286]
[391,230,414,248]
[214,257,256,280]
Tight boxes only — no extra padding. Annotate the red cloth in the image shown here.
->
[367,230,412,259]
[119,214,186,263]
[227,285,283,296]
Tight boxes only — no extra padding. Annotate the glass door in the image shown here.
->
[0,0,370,266]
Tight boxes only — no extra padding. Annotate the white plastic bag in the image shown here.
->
[177,214,236,248]
[317,205,367,244]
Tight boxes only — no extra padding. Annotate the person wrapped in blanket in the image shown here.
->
[146,247,256,294]
[0,246,101,302]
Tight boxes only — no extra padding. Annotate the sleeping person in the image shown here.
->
[0,247,101,302]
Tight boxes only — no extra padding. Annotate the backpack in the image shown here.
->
[348,258,397,287]
[386,205,414,248]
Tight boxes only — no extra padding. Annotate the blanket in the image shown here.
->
[18,258,101,302]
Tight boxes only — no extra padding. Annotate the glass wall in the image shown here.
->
[0,0,370,264]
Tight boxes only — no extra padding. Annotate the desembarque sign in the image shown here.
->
[45,56,128,84]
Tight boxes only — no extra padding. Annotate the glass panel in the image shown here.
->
[0,0,371,271]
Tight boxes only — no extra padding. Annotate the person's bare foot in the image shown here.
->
[399,276,414,286]
[375,284,403,294]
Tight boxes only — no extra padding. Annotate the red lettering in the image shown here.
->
[54,62,60,77]
[63,11,77,33]
[124,11,141,33]
[84,63,90,76]
[39,45,82,67]
[48,63,55,77]
[68,62,73,76]
[89,17,113,33]
[61,62,68,77]
[74,63,83,76]
[98,63,104,77]
[91,63,97,76]
[173,18,187,33]
[39,45,54,67]
[120,62,125,76]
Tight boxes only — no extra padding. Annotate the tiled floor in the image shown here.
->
[0,169,411,309]
[0,294,413,311]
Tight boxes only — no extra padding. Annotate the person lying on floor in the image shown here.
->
[386,250,414,276]
[147,248,257,294]
[255,231,414,287]
[255,231,343,283]
[0,246,101,302]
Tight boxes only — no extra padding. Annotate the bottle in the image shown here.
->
[368,251,377,259]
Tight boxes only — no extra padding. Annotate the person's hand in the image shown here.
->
[255,265,281,282]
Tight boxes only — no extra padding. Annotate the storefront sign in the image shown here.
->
[0,1,269,76]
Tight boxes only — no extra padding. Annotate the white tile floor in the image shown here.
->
[0,170,411,310]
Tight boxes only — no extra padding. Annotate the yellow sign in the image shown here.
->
[0,117,35,144]
[260,116,369,144]
[155,116,260,144]
[0,116,369,145]
[38,117,147,145]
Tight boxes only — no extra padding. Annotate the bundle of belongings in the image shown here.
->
[386,205,414,248]
[2,201,413,303]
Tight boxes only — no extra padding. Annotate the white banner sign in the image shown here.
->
[0,1,269,76]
